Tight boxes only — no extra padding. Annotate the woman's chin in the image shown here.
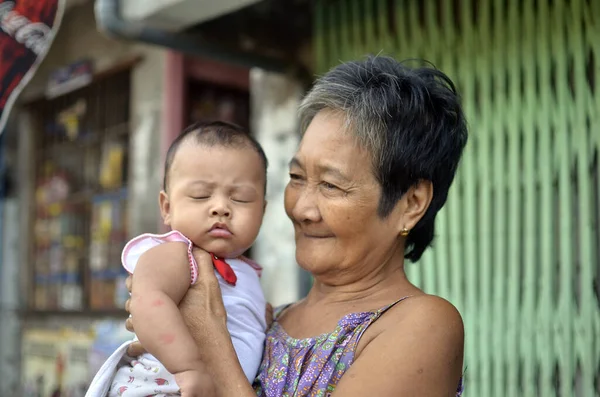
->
[295,251,332,274]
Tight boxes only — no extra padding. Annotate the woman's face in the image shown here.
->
[284,110,408,280]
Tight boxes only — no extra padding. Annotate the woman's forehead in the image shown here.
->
[295,112,373,176]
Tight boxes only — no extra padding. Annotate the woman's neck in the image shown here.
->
[304,248,418,307]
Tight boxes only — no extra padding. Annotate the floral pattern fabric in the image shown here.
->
[253,297,464,397]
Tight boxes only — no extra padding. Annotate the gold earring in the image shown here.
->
[400,227,409,237]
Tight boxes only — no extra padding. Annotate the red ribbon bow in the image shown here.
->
[211,254,237,286]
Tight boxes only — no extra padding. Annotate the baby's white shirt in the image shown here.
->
[121,230,267,382]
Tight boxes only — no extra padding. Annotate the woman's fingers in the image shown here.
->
[192,249,218,285]
[195,249,227,319]
[125,316,134,332]
[127,341,146,357]
[125,275,132,292]
[265,303,274,330]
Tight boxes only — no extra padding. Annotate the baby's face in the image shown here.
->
[160,141,266,258]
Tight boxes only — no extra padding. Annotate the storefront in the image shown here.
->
[7,1,307,394]
[26,61,135,314]
[18,59,138,396]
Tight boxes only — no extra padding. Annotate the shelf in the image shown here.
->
[21,309,128,318]
[27,62,133,327]
[36,187,128,210]
[91,268,129,280]
[42,122,130,153]
[104,122,130,138]
[23,56,143,106]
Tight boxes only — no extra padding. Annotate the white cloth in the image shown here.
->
[85,231,267,397]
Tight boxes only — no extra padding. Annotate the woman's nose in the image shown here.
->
[292,187,321,223]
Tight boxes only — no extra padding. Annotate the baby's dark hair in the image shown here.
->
[163,121,268,193]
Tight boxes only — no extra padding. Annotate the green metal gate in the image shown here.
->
[313,0,600,395]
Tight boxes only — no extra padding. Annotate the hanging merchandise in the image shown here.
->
[89,189,128,309]
[27,67,132,313]
[0,0,66,132]
[21,328,95,397]
[98,140,126,190]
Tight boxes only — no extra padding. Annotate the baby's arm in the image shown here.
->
[129,241,201,374]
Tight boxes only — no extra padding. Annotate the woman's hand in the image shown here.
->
[124,276,146,357]
[178,248,229,347]
[174,367,216,397]
[124,251,274,359]
[123,248,227,357]
[265,302,274,330]
[123,249,260,396]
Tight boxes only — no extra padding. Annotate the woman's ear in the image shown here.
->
[159,190,172,226]
[399,180,433,234]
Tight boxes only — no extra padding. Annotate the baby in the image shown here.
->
[86,121,268,396]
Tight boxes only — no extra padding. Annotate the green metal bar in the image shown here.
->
[376,0,389,52]
[457,0,480,394]
[351,0,363,59]
[364,0,376,53]
[328,2,341,68]
[314,0,326,74]
[394,0,409,59]
[491,1,508,395]
[505,0,523,395]
[338,0,351,62]
[521,1,538,394]
[476,1,492,394]
[312,1,600,395]
[421,250,435,295]
[570,0,596,391]
[534,1,555,396]
[406,1,423,58]
[553,0,576,395]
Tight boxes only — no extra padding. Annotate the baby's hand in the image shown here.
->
[174,368,215,397]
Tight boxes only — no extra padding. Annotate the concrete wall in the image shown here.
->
[1,2,167,394]
[0,196,22,396]
[250,69,308,306]
[2,4,309,393]
[22,0,167,244]
[122,0,261,32]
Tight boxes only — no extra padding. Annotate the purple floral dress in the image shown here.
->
[253,297,464,397]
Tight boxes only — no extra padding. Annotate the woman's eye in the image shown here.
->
[321,182,338,190]
[289,173,302,180]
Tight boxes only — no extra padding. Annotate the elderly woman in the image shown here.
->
[126,55,468,396]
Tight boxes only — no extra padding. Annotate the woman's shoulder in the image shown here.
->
[383,294,463,334]
[360,294,464,355]
[351,295,464,394]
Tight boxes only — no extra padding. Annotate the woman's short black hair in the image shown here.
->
[299,56,468,262]
[163,120,268,193]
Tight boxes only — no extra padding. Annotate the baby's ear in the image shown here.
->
[159,190,172,225]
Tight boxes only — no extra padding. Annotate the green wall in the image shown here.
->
[314,0,600,395]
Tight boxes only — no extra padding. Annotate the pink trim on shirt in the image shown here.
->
[121,230,262,284]
[240,255,263,277]
[121,230,199,284]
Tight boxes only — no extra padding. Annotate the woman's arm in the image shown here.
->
[175,248,258,397]
[129,242,203,374]
[331,295,464,397]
